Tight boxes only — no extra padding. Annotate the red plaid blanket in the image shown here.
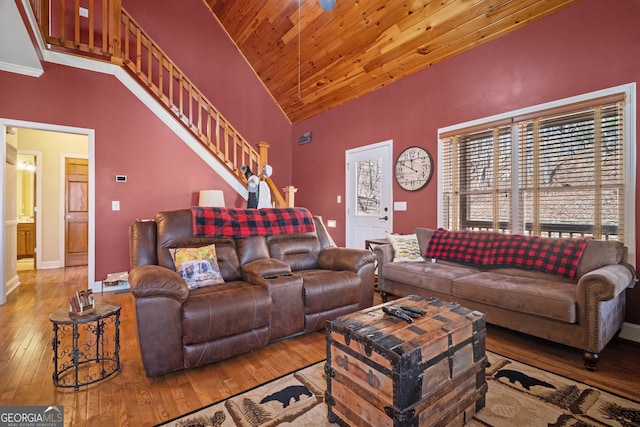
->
[191,207,315,238]
[425,228,590,278]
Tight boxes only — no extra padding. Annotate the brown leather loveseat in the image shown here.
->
[129,208,376,377]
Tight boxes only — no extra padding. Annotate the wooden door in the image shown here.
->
[65,158,88,266]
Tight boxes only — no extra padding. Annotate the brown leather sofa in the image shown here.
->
[375,227,636,370]
[129,208,376,377]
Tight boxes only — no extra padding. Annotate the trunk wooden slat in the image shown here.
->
[325,295,487,427]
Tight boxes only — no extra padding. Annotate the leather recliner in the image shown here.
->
[129,209,376,377]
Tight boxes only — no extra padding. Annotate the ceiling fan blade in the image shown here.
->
[319,0,336,11]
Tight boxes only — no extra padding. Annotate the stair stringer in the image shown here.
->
[21,1,248,199]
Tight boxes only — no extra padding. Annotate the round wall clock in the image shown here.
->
[394,146,433,191]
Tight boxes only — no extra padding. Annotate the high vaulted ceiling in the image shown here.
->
[205,0,583,123]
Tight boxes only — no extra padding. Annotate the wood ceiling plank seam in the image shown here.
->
[204,0,583,122]
[213,0,261,37]
[234,0,293,46]
[363,0,513,73]
[286,0,581,122]
[236,2,299,68]
[281,0,327,46]
[268,0,485,99]
[264,2,404,96]
[375,0,486,54]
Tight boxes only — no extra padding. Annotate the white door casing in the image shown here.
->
[345,140,393,248]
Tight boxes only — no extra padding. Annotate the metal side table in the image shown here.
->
[49,302,121,390]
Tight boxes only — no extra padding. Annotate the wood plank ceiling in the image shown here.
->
[205,0,584,123]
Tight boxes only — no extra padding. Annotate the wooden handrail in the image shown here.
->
[28,0,295,207]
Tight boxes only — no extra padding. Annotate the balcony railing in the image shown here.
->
[28,0,292,208]
[462,220,618,240]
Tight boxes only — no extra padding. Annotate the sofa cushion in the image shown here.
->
[235,236,270,265]
[381,261,479,295]
[576,240,625,278]
[387,233,423,262]
[452,272,577,323]
[169,244,225,290]
[182,281,271,345]
[298,269,361,313]
[268,233,321,271]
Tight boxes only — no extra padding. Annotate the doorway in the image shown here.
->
[16,152,37,270]
[1,120,95,305]
[345,140,393,248]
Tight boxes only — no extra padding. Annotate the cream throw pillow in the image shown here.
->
[387,233,423,262]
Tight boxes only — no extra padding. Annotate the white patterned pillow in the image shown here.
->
[386,234,423,262]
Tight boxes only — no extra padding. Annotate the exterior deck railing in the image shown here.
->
[463,220,618,240]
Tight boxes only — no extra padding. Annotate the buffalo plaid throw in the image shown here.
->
[424,229,495,265]
[425,228,590,278]
[191,207,315,238]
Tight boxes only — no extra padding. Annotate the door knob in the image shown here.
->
[66,215,75,220]
[378,216,388,221]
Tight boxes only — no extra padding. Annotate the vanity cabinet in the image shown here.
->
[17,222,35,259]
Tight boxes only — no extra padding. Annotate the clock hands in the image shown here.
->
[400,162,419,173]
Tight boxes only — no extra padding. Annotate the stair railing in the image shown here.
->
[28,0,294,207]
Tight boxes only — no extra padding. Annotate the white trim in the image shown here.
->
[0,60,43,78]
[5,275,20,296]
[0,120,95,301]
[437,83,636,265]
[619,322,640,343]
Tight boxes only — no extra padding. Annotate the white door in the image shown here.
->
[345,140,393,248]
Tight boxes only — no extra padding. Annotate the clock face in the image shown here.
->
[394,147,433,191]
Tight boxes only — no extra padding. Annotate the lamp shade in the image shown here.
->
[198,190,225,207]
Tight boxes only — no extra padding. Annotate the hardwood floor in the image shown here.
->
[1,267,638,426]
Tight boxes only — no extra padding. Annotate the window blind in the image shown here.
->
[440,99,626,242]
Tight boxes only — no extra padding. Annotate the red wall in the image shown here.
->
[122,0,292,183]
[0,0,290,281]
[291,0,640,323]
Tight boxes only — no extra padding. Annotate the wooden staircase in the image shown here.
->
[27,0,295,207]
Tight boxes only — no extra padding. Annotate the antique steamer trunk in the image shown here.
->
[325,295,487,427]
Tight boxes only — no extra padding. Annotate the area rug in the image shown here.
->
[158,352,640,427]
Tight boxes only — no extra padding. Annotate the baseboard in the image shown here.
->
[38,260,64,269]
[6,275,20,295]
[619,322,640,343]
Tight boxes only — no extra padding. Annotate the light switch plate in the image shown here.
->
[394,201,407,211]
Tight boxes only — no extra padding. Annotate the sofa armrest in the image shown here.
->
[577,264,635,301]
[373,243,394,265]
[318,247,376,272]
[130,265,189,304]
[576,263,634,355]
[241,258,292,283]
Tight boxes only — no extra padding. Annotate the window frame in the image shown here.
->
[437,83,636,265]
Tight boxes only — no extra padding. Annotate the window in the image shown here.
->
[438,84,635,259]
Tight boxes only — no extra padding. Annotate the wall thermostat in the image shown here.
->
[115,175,127,183]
